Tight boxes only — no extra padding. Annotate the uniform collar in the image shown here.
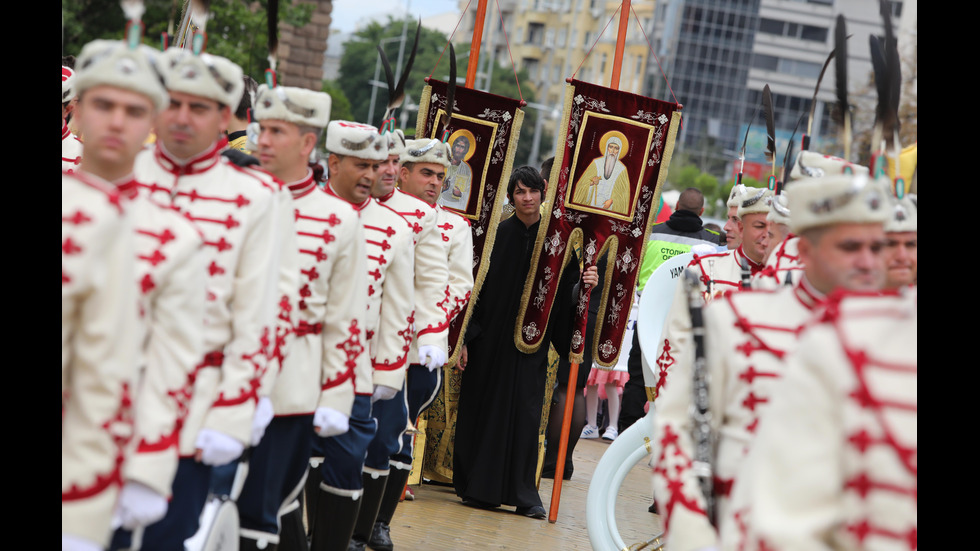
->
[287,169,317,199]
[153,136,227,175]
[794,275,827,311]
[325,180,370,211]
[62,121,72,141]
[377,188,397,202]
[735,246,765,275]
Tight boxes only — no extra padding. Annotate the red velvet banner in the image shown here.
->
[515,79,681,366]
[415,79,526,364]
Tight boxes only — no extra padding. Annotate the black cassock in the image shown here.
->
[453,214,580,509]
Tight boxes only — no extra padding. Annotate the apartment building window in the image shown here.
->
[528,23,545,46]
[759,18,828,43]
[523,57,540,79]
[558,28,566,47]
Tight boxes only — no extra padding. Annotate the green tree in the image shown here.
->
[338,17,543,165]
[321,80,353,122]
[62,1,313,84]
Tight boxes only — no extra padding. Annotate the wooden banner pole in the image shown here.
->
[609,0,632,90]
[465,0,490,88]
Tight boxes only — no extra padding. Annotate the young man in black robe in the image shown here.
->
[453,165,598,519]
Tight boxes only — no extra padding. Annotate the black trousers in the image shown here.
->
[618,326,647,433]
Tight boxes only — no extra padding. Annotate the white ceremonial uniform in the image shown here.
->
[650,277,828,551]
[753,235,804,290]
[62,121,84,174]
[115,179,207,499]
[378,188,450,357]
[434,204,475,348]
[650,246,763,398]
[62,171,140,547]
[325,184,416,393]
[721,289,917,551]
[277,174,366,416]
[134,138,280,451]
[235,164,302,410]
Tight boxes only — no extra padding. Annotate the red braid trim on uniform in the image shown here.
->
[62,382,133,501]
[653,424,709,531]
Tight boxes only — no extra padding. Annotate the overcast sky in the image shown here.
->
[330,0,463,35]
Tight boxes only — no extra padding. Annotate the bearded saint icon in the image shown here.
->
[571,131,631,216]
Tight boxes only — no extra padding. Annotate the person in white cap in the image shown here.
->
[132,46,284,550]
[388,137,475,509]
[350,129,454,551]
[647,186,771,408]
[62,45,146,551]
[650,174,891,551]
[301,120,415,551]
[64,35,207,551]
[882,194,917,289]
[755,150,875,290]
[213,86,366,551]
[720,287,916,551]
[62,64,85,174]
[722,184,750,250]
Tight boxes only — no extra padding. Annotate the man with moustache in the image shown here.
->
[350,130,453,551]
[305,120,416,551]
[133,47,284,550]
[650,174,891,551]
[882,194,916,289]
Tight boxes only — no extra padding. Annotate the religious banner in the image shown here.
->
[415,77,525,364]
[516,79,681,366]
[416,78,525,482]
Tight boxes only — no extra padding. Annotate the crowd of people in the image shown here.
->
[63,11,916,551]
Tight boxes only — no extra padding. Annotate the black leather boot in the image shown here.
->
[304,465,324,540]
[351,473,388,549]
[278,503,310,551]
[370,468,410,551]
[310,488,361,551]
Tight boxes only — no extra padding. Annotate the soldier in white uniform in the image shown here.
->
[755,151,874,289]
[882,194,917,289]
[230,87,367,551]
[302,120,415,551]
[650,174,891,551]
[62,38,165,551]
[722,288,916,551]
[62,64,84,174]
[69,39,214,551]
[133,47,284,550]
[648,187,772,401]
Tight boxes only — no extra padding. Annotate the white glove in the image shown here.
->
[111,480,168,530]
[314,406,350,437]
[195,428,244,466]
[371,384,399,403]
[62,534,103,551]
[418,344,447,372]
[251,396,275,446]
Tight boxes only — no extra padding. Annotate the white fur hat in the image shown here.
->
[253,86,331,129]
[787,174,890,234]
[767,193,791,226]
[737,187,773,218]
[790,150,869,182]
[325,120,388,161]
[399,138,451,169]
[74,40,169,112]
[159,47,244,109]
[384,129,408,158]
[884,193,917,233]
[727,183,750,209]
[62,66,76,103]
